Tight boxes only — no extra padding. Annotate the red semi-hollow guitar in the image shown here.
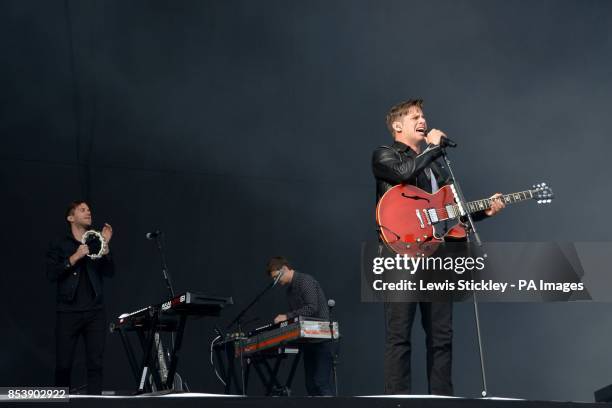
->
[376,182,554,256]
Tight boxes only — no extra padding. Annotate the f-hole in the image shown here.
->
[401,193,430,202]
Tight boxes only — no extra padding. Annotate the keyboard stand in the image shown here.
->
[246,346,301,396]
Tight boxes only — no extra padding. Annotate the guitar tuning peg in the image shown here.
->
[542,182,547,186]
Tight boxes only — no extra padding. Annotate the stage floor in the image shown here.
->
[6,394,605,408]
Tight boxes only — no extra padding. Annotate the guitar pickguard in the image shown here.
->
[432,218,458,240]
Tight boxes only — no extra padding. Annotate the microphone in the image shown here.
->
[440,136,457,148]
[272,270,285,287]
[326,298,338,396]
[425,129,458,148]
[214,325,226,341]
[145,230,162,240]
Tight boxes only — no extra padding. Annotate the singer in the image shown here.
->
[45,201,115,395]
[371,99,505,395]
[266,256,334,396]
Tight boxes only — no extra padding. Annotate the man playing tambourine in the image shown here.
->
[46,201,115,395]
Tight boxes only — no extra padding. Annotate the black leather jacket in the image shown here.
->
[46,233,115,310]
[371,140,487,221]
[372,141,449,202]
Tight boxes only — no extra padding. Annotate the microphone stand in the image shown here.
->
[441,148,489,398]
[151,233,178,391]
[153,233,175,298]
[327,302,339,396]
[226,278,280,396]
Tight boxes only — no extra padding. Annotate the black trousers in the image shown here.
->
[302,342,335,396]
[55,309,106,395]
[384,302,453,395]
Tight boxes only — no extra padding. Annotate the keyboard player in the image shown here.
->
[267,256,334,396]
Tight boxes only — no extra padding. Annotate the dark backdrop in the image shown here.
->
[1,0,611,401]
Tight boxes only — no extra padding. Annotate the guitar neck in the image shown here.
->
[466,190,534,214]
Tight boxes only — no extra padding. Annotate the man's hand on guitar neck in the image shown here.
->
[485,193,505,217]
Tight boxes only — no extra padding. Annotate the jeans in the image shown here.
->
[302,341,335,396]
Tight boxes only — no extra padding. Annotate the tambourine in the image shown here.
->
[81,230,107,259]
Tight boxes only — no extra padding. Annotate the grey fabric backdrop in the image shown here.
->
[1,0,611,400]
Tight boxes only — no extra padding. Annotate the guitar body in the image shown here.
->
[376,184,466,256]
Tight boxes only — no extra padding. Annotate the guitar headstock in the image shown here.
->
[531,182,554,204]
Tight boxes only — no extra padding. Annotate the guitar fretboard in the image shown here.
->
[466,190,533,213]
[432,189,536,221]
